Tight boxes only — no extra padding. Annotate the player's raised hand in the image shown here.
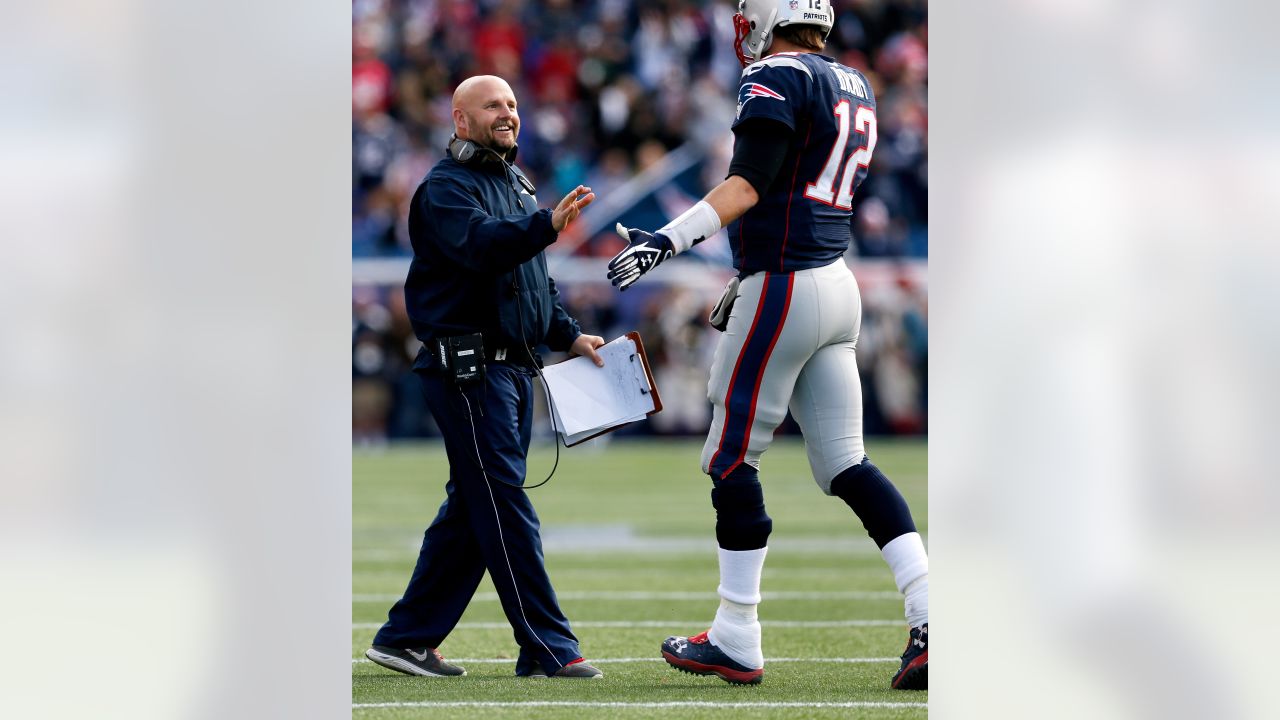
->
[607,224,674,291]
[552,185,595,232]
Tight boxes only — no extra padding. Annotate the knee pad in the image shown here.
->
[710,465,772,551]
[829,459,916,549]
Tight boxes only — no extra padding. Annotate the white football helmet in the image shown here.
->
[733,0,835,67]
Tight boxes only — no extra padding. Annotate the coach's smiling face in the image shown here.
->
[452,75,520,154]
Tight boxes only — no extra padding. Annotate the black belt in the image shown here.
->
[486,344,542,368]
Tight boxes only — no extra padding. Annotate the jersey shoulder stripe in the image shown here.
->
[741,54,813,80]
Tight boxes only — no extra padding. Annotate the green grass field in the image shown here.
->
[354,437,927,718]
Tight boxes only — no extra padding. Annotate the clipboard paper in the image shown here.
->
[540,331,663,447]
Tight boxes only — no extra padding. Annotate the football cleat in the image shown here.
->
[661,631,763,685]
[365,645,466,677]
[524,657,604,679]
[891,623,928,690]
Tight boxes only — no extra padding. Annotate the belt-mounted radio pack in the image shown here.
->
[436,333,486,385]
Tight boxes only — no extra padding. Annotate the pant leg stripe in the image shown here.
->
[725,273,794,476]
[460,392,561,669]
[709,273,774,477]
[711,273,794,479]
[730,273,795,475]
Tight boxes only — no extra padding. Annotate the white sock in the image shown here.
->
[881,532,929,627]
[708,598,763,669]
[707,546,767,668]
[715,546,767,604]
[903,575,929,628]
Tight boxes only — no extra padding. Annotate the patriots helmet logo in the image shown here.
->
[736,82,786,119]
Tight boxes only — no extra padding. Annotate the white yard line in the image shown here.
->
[354,534,926,560]
[353,656,897,664]
[354,701,926,709]
[352,590,899,602]
[352,619,903,630]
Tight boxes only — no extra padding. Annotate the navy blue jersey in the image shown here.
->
[727,52,877,275]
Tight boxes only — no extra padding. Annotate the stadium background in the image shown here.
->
[352,0,927,443]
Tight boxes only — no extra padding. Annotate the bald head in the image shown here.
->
[452,75,520,153]
[452,75,513,111]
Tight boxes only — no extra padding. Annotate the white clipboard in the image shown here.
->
[539,331,663,446]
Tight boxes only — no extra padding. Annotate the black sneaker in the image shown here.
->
[525,657,604,679]
[891,624,927,690]
[661,631,763,685]
[365,645,466,677]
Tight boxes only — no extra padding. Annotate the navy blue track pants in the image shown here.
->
[372,364,580,674]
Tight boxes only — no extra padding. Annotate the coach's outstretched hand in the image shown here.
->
[607,224,674,291]
[552,185,595,232]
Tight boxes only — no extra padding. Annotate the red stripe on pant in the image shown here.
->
[710,273,795,479]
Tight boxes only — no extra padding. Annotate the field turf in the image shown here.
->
[353,437,928,718]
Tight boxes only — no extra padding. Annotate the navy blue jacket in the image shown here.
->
[404,150,581,370]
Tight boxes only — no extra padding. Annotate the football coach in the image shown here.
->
[365,75,606,680]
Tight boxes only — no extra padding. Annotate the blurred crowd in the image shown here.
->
[354,0,927,258]
[353,0,928,443]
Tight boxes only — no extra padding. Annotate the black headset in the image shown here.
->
[448,134,537,196]
[448,133,500,165]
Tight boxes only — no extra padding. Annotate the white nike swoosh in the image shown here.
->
[407,649,430,661]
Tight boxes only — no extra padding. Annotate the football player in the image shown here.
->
[607,0,928,690]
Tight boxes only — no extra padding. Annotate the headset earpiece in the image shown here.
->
[448,134,520,169]
[448,134,478,164]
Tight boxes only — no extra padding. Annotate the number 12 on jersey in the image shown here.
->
[804,101,877,211]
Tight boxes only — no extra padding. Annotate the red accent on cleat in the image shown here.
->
[689,631,710,644]
[891,650,928,689]
[662,651,764,685]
